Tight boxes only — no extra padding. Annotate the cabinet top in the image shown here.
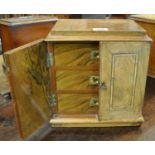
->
[0,16,58,26]
[45,19,151,41]
[129,14,155,24]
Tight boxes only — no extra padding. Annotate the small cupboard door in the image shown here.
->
[99,41,150,120]
[4,40,52,139]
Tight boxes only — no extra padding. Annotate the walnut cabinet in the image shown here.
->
[4,19,151,140]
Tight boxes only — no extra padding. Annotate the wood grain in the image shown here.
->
[56,70,99,91]
[46,19,151,42]
[4,40,51,138]
[57,94,98,115]
[53,42,99,67]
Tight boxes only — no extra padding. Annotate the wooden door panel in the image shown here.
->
[99,42,150,120]
[110,53,138,110]
[4,40,51,139]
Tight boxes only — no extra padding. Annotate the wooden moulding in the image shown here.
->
[50,115,144,127]
[0,16,58,26]
[45,19,152,42]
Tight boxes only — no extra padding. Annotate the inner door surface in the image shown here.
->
[4,40,52,139]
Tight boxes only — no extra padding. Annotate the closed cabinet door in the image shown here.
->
[99,41,150,120]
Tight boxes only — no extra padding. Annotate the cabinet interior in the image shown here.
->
[48,41,100,121]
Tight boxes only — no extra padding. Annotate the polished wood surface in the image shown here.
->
[4,40,51,138]
[49,19,145,33]
[130,15,155,78]
[45,19,151,42]
[57,94,98,115]
[0,16,57,52]
[53,42,99,67]
[56,70,99,91]
[50,42,99,116]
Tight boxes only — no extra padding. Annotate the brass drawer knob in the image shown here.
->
[89,97,99,106]
[90,50,99,59]
[89,76,99,86]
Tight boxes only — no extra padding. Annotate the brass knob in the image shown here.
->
[89,97,99,106]
[90,50,99,59]
[89,76,99,86]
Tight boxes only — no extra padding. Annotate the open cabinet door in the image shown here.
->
[4,40,52,140]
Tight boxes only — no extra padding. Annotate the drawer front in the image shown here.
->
[56,70,99,91]
[54,42,99,67]
[57,94,98,115]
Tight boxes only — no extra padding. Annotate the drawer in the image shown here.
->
[56,70,99,91]
[57,94,98,115]
[53,42,99,67]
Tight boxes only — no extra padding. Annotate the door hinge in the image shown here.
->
[47,52,53,68]
[49,94,57,106]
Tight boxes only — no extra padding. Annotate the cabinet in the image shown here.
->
[130,14,155,78]
[0,16,57,52]
[4,19,151,140]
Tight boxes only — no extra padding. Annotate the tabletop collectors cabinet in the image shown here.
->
[4,19,151,139]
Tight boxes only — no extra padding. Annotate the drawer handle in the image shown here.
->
[89,76,107,90]
[89,97,99,106]
[90,50,99,59]
[89,76,99,86]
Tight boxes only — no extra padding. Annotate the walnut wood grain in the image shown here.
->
[4,40,51,138]
[53,42,99,67]
[56,70,99,91]
[57,94,98,115]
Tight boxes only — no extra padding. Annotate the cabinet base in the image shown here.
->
[50,115,144,127]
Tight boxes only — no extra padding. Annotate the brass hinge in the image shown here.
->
[46,52,53,68]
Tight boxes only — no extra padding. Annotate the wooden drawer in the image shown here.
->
[56,70,99,91]
[53,42,99,67]
[57,94,98,115]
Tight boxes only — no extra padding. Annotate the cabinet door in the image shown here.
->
[4,40,52,139]
[99,42,150,120]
